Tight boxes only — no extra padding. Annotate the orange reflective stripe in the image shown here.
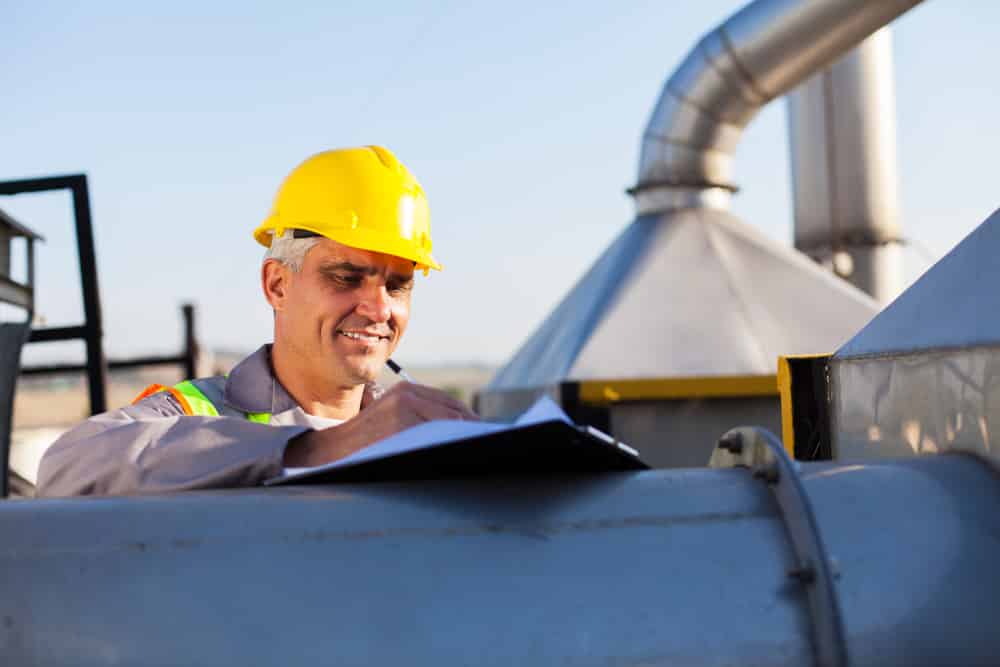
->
[131,383,195,416]
[132,384,168,404]
[164,387,195,416]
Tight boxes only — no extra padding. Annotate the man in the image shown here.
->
[37,145,477,497]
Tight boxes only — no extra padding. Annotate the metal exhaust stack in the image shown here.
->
[788,29,903,304]
[633,0,923,216]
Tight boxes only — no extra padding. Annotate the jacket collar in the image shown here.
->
[223,344,299,415]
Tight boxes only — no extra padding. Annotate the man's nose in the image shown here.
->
[356,284,391,322]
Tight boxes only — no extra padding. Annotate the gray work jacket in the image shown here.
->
[37,345,315,497]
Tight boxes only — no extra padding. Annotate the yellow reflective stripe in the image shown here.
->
[173,379,273,423]
[173,380,219,417]
[578,375,779,404]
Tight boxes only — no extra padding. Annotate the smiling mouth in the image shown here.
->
[337,330,390,344]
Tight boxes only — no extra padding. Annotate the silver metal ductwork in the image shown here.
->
[4,453,1000,665]
[634,0,923,216]
[831,205,1000,461]
[788,29,903,304]
[482,0,924,463]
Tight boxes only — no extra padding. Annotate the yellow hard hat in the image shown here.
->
[254,145,441,272]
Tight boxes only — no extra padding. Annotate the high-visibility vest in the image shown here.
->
[133,378,272,424]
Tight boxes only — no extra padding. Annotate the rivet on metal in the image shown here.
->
[788,565,817,584]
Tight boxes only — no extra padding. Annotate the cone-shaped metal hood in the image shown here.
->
[487,0,922,398]
[489,208,879,390]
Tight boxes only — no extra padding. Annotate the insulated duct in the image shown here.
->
[633,0,923,216]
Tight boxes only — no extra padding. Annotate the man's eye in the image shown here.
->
[388,282,413,295]
[332,273,363,286]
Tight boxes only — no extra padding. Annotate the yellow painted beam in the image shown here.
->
[778,357,795,457]
[578,375,779,405]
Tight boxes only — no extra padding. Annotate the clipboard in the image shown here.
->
[266,396,648,486]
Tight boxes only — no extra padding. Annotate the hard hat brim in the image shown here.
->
[253,220,442,273]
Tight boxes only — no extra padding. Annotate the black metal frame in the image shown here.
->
[21,303,198,380]
[0,175,108,414]
[2,175,202,499]
[783,355,834,461]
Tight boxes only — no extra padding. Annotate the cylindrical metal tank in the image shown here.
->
[787,29,904,304]
[2,454,998,665]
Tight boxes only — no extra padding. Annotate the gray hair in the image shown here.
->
[264,230,320,272]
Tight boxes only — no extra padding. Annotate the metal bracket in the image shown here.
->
[716,427,848,667]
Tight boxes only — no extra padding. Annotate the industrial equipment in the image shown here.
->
[478,0,923,465]
[5,1,1000,666]
[788,28,904,304]
[831,205,1000,460]
[3,439,999,665]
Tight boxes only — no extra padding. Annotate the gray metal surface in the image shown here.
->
[832,345,1000,460]
[1,322,31,498]
[2,455,1000,665]
[787,29,903,303]
[635,0,923,206]
[486,208,877,391]
[631,184,731,215]
[718,427,847,667]
[0,206,41,310]
[0,276,33,311]
[829,207,1000,460]
[838,205,1000,358]
[609,396,782,468]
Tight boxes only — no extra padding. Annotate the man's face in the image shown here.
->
[269,238,414,386]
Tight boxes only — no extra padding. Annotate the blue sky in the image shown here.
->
[4,1,999,366]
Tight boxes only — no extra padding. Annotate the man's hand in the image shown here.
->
[282,382,479,468]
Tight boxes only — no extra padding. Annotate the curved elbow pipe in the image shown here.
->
[633,0,923,214]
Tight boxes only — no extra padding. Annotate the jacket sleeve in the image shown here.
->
[36,392,309,498]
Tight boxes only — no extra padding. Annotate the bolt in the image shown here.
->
[718,433,743,454]
[752,463,780,484]
[788,565,816,584]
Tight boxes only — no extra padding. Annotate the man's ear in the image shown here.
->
[261,259,292,311]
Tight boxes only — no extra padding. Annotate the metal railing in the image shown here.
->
[2,174,202,498]
[20,303,199,382]
[0,174,109,413]
[1,174,202,414]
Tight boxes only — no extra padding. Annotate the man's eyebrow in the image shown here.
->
[319,261,376,275]
[319,261,414,283]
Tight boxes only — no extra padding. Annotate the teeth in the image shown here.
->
[340,331,381,342]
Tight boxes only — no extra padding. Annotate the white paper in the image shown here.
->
[270,395,571,484]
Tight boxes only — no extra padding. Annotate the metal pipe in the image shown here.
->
[788,29,903,303]
[2,455,998,665]
[633,0,923,213]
